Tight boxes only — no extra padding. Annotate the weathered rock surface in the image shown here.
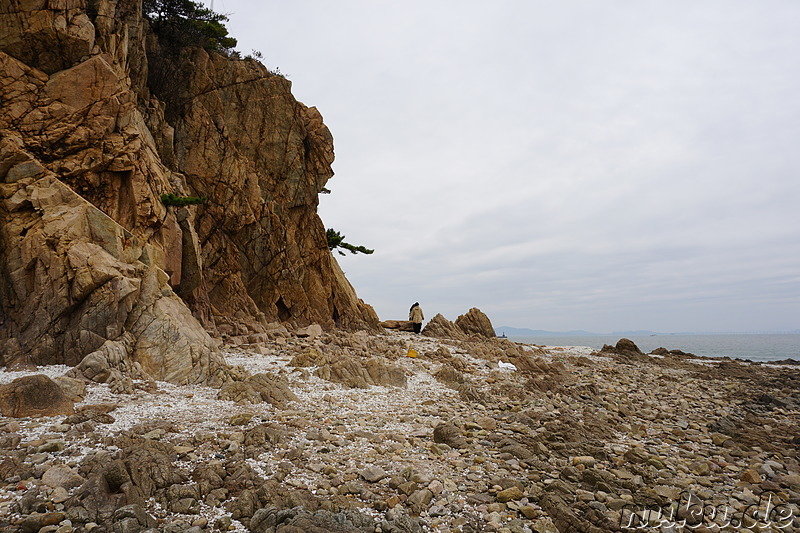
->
[421,314,466,340]
[217,372,298,407]
[0,0,378,379]
[315,355,408,389]
[454,307,496,338]
[0,374,73,417]
[600,337,642,355]
[380,320,416,332]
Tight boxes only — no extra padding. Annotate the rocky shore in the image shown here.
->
[1,328,798,533]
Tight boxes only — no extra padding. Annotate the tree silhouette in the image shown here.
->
[326,228,374,256]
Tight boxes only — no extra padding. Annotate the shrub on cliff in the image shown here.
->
[326,228,374,256]
[160,193,207,206]
[143,0,237,54]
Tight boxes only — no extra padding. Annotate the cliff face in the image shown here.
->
[0,0,378,381]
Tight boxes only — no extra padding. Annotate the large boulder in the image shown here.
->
[454,308,496,338]
[315,356,408,389]
[380,320,416,332]
[599,338,644,357]
[0,374,74,418]
[421,314,466,340]
[217,373,298,408]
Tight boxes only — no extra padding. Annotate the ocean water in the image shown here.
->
[509,334,800,362]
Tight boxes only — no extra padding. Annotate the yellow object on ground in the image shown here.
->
[406,348,418,358]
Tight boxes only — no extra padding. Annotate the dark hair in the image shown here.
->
[410,302,419,313]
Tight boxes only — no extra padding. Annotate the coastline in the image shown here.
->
[511,333,800,363]
[1,330,798,532]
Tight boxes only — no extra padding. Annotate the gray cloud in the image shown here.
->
[218,0,800,332]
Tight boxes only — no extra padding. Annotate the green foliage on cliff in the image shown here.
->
[143,0,237,54]
[326,228,374,256]
[160,193,207,206]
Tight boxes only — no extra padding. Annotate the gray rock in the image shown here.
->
[360,466,388,483]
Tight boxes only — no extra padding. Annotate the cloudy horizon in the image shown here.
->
[215,1,800,333]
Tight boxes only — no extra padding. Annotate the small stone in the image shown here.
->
[428,479,444,494]
[407,488,434,509]
[229,413,253,426]
[572,456,596,467]
[360,466,388,483]
[429,504,448,517]
[50,486,69,503]
[496,486,524,503]
[740,468,762,484]
[475,416,497,431]
[532,517,559,533]
[385,495,401,508]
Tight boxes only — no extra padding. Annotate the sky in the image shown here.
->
[212,1,800,333]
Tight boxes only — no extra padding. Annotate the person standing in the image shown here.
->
[409,302,424,334]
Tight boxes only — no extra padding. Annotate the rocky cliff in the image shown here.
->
[0,0,378,382]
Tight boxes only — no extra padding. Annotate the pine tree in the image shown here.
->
[326,229,374,256]
[143,0,237,54]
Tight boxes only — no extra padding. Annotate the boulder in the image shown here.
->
[421,314,466,340]
[295,324,323,338]
[247,373,299,408]
[53,375,87,402]
[380,320,416,332]
[217,373,298,407]
[433,422,467,449]
[0,374,74,418]
[315,356,408,389]
[41,464,85,490]
[288,348,326,368]
[600,338,644,357]
[454,308,496,338]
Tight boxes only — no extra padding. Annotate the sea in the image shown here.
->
[508,333,800,363]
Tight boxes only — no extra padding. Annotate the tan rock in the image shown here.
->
[53,375,86,402]
[496,486,524,503]
[0,1,95,74]
[433,422,466,449]
[248,373,298,408]
[315,356,407,389]
[380,320,416,332]
[295,324,323,338]
[0,374,74,418]
[572,456,597,467]
[421,314,466,340]
[454,308,496,338]
[41,464,85,489]
[740,468,763,484]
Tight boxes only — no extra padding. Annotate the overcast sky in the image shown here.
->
[215,1,800,333]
